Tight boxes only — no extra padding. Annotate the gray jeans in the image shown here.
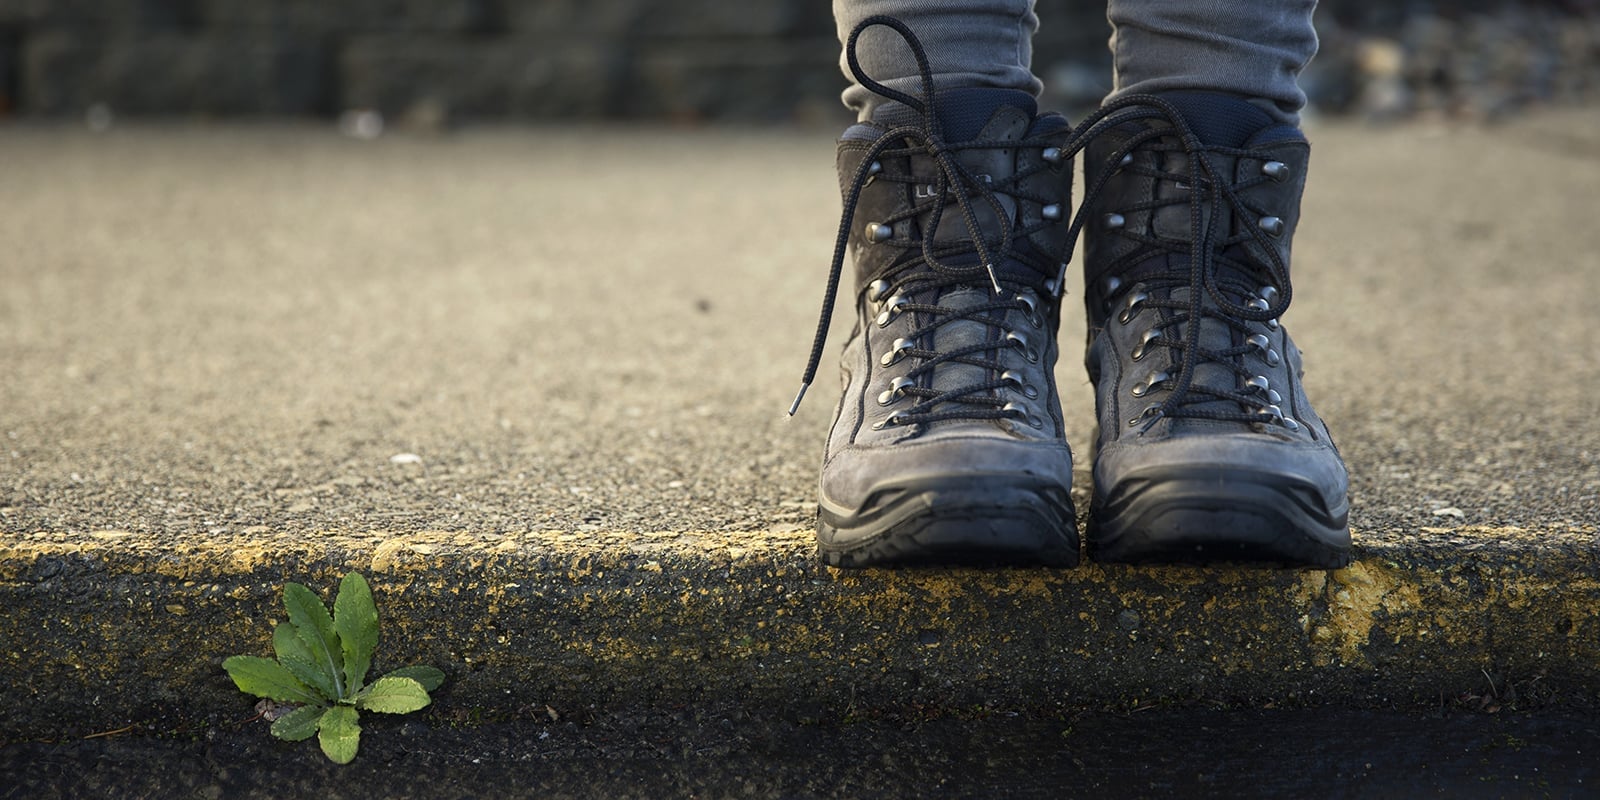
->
[835,0,1318,124]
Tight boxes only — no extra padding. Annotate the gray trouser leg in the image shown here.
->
[833,1,1318,124]
[833,0,1042,120]
[1105,0,1319,123]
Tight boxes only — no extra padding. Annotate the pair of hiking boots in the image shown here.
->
[791,18,1352,569]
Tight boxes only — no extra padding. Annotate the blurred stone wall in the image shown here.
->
[0,0,1595,123]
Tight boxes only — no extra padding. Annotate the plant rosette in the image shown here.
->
[224,572,446,764]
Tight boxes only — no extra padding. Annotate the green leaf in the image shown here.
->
[270,704,326,742]
[333,572,379,695]
[274,623,336,700]
[283,582,346,700]
[317,706,361,765]
[380,665,446,693]
[354,677,431,714]
[222,656,318,704]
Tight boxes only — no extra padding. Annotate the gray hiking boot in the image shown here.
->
[1077,92,1352,567]
[790,18,1078,568]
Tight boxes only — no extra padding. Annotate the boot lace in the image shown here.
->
[1054,97,1299,431]
[789,16,1062,429]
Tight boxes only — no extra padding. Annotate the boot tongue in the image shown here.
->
[1154,91,1304,148]
[870,88,1038,140]
[875,89,1044,274]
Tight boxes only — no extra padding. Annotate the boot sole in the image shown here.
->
[817,476,1079,568]
[1087,467,1351,568]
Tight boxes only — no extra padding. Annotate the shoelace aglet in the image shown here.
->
[787,382,811,416]
[985,263,1002,295]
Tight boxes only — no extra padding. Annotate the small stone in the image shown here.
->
[339,109,384,140]
[390,453,423,465]
[1432,507,1465,518]
[1116,609,1141,631]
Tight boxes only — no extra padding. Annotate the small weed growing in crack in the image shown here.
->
[223,572,445,764]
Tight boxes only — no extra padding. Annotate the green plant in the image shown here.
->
[223,572,445,764]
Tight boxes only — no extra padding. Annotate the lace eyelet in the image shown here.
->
[999,370,1041,400]
[1103,213,1126,230]
[1001,401,1043,429]
[1130,370,1169,398]
[865,222,893,243]
[1130,329,1161,361]
[1261,161,1290,182]
[875,296,908,326]
[879,337,915,366]
[1128,404,1160,427]
[866,279,892,304]
[872,412,909,430]
[1258,216,1285,237]
[877,377,915,406]
[1015,293,1043,327]
[1042,146,1064,165]
[1117,291,1149,325]
[1005,330,1038,363]
[1041,203,1062,221]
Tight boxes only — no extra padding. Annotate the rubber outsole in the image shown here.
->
[1086,467,1351,568]
[817,477,1079,568]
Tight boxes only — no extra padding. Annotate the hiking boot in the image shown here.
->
[1076,92,1352,567]
[790,18,1079,568]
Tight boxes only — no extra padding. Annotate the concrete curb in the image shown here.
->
[5,523,1599,741]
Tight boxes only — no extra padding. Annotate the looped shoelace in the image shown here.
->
[1052,96,1299,429]
[788,15,1060,421]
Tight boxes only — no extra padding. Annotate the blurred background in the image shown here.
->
[1,0,1597,129]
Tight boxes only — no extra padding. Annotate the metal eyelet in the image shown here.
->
[1103,275,1123,296]
[1261,161,1290,182]
[1245,335,1281,366]
[1247,297,1282,330]
[1128,404,1161,427]
[1004,330,1038,363]
[1103,213,1126,230]
[1258,216,1285,237]
[1130,370,1170,398]
[865,222,893,243]
[1117,291,1149,325]
[1042,146,1064,165]
[1001,401,1043,429]
[879,337,915,366]
[867,160,883,176]
[872,412,908,430]
[1041,204,1062,221]
[877,377,915,406]
[875,295,908,326]
[1282,417,1301,432]
[1000,370,1040,399]
[866,279,892,304]
[1259,285,1279,305]
[1131,329,1161,361]
[1015,293,1043,327]
[1119,153,1134,168]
